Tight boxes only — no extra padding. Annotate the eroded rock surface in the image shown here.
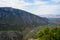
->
[0,31,23,40]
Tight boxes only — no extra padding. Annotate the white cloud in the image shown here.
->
[0,0,60,16]
[34,0,49,5]
[0,0,33,9]
[23,5,58,15]
[38,5,57,15]
[51,0,60,3]
[0,0,54,9]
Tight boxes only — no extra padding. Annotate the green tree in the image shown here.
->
[38,27,60,40]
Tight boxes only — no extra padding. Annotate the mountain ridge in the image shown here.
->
[0,7,48,31]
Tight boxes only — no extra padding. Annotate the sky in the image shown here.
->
[0,0,60,16]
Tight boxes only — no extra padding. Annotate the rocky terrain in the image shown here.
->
[0,31,23,40]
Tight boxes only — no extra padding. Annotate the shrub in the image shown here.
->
[38,27,60,40]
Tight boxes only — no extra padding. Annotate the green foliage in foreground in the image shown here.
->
[38,27,60,40]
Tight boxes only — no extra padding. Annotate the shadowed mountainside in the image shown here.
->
[0,7,48,31]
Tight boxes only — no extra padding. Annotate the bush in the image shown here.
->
[38,27,60,40]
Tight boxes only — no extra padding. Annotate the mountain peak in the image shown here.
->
[0,7,48,31]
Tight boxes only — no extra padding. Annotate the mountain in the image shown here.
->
[40,14,60,18]
[48,18,60,26]
[0,7,48,31]
[40,14,60,26]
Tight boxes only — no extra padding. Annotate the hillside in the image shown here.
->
[48,18,60,26]
[0,7,48,31]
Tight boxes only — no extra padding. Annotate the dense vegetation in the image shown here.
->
[38,27,60,40]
